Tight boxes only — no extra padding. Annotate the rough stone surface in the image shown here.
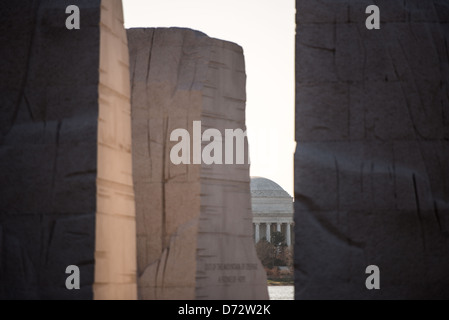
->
[128,28,268,300]
[0,0,136,299]
[94,0,137,300]
[295,0,449,299]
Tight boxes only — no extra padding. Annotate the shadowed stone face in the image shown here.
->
[295,0,449,299]
[0,0,101,300]
[0,0,137,300]
[128,27,268,300]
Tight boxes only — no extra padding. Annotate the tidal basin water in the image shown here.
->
[268,286,294,300]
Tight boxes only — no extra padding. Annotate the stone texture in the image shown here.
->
[295,0,449,299]
[128,28,268,300]
[0,0,136,299]
[94,0,137,300]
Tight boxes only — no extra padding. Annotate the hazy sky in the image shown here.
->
[122,0,295,195]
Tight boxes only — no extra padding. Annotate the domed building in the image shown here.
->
[250,177,294,247]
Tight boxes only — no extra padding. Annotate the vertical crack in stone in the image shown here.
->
[146,31,155,83]
[444,38,449,76]
[356,23,367,87]
[38,213,44,291]
[162,116,169,248]
[334,156,341,224]
[6,0,39,136]
[131,52,137,93]
[161,245,170,297]
[398,40,427,140]
[154,258,161,299]
[433,201,443,233]
[412,174,426,251]
[51,120,62,191]
[360,162,365,193]
[147,119,152,177]
[23,93,34,122]
[45,220,56,264]
[391,146,399,208]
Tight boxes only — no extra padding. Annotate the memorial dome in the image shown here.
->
[250,177,294,246]
[251,177,293,215]
[250,177,292,199]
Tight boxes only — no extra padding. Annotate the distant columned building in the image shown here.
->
[250,177,294,247]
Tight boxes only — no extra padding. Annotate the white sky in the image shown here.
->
[122,0,295,195]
